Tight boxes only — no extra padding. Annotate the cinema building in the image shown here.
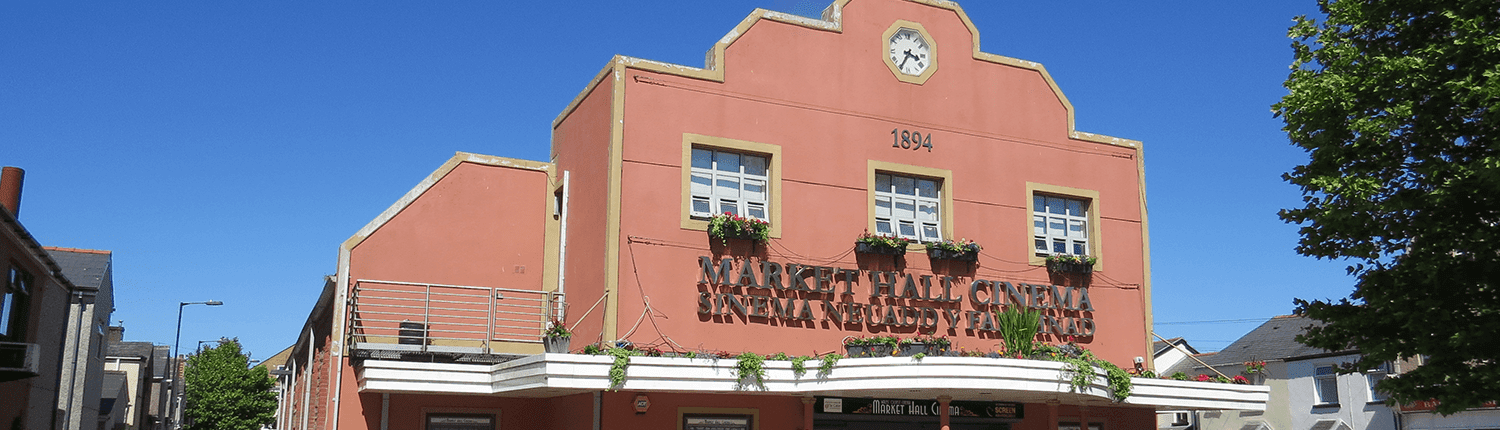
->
[277,1,1268,429]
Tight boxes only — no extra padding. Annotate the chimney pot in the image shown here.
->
[0,166,22,218]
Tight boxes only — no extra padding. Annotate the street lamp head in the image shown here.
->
[180,300,225,306]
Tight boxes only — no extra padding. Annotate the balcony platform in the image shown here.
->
[357,354,1269,411]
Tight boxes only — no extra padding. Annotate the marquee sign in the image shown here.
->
[817,397,1023,419]
[695,256,1097,336]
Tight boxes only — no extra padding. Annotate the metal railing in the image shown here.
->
[348,279,563,354]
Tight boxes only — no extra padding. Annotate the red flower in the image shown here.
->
[1195,374,1212,382]
[1232,375,1250,384]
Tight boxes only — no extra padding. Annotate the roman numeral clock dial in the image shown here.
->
[889,29,929,75]
[881,21,936,84]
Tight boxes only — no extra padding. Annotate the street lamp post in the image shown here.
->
[170,300,223,430]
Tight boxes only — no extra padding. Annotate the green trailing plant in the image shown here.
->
[1168,372,1190,381]
[903,334,950,346]
[911,352,926,361]
[818,353,842,376]
[581,344,604,355]
[856,231,913,249]
[707,213,770,246]
[995,306,1041,358]
[683,351,698,359]
[1044,254,1098,265]
[605,347,638,390]
[1038,344,1128,401]
[925,238,981,253]
[734,351,767,387]
[790,355,810,378]
[1139,370,1157,379]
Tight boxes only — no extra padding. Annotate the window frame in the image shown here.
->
[1314,364,1340,406]
[1026,182,1103,271]
[1366,362,1391,403]
[1,264,33,342]
[866,161,953,247]
[873,172,943,242]
[679,134,782,238]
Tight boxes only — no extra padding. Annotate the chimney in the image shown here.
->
[0,166,23,218]
[107,326,125,343]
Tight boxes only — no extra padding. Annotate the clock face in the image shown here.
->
[888,28,931,76]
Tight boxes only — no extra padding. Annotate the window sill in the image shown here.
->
[1313,403,1340,409]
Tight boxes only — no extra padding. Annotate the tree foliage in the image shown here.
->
[1274,0,1500,414]
[184,339,277,430]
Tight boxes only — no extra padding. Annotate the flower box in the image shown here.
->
[927,248,978,262]
[707,213,770,245]
[897,342,949,357]
[711,228,762,241]
[844,344,869,357]
[854,241,906,256]
[544,336,571,353]
[1044,254,1097,274]
[1046,260,1093,274]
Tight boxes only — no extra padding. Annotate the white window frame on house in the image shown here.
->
[1034,194,1090,256]
[690,148,769,221]
[866,161,953,246]
[679,134,782,238]
[1025,182,1103,270]
[1315,365,1340,405]
[1366,362,1390,403]
[1170,412,1190,427]
[874,172,942,242]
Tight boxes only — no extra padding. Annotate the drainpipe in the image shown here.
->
[380,394,389,430]
[300,328,312,430]
[592,391,601,430]
[557,170,570,318]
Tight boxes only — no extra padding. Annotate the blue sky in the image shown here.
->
[2,0,1338,361]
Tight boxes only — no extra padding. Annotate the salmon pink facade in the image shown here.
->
[278,1,1267,430]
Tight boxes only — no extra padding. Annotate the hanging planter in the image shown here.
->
[1045,254,1097,274]
[925,238,981,262]
[898,335,951,357]
[706,213,770,246]
[854,232,912,256]
[843,335,899,357]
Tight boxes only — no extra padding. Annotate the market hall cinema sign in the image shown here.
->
[695,256,1098,336]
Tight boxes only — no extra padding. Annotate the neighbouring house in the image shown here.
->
[1151,337,1200,430]
[99,371,128,430]
[103,326,162,430]
[278,1,1268,429]
[147,346,170,430]
[1,166,84,430]
[1167,315,1399,430]
[260,345,294,430]
[48,247,116,430]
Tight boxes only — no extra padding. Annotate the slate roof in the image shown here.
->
[101,371,127,401]
[152,346,171,379]
[108,341,157,360]
[1153,337,1198,356]
[1166,315,1344,374]
[45,247,111,290]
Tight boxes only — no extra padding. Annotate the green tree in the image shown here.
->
[184,339,277,430]
[1274,0,1500,414]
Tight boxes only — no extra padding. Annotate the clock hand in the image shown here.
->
[898,49,915,69]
